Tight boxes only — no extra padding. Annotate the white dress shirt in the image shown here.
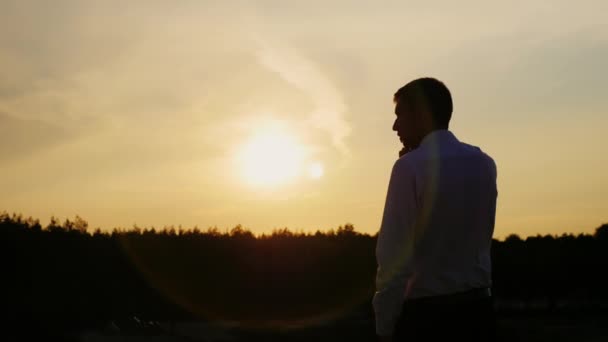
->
[372,129,497,336]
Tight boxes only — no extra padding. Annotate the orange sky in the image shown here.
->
[1,1,607,238]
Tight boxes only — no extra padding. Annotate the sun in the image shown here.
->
[236,122,308,187]
[308,161,324,180]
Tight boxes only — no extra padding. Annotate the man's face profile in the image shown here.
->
[393,99,420,151]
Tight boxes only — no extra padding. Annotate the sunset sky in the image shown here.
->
[1,1,606,238]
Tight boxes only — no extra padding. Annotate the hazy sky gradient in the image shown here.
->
[1,0,607,238]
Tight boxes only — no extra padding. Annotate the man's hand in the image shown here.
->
[378,335,393,342]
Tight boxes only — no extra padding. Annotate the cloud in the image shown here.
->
[0,113,70,162]
[255,41,352,158]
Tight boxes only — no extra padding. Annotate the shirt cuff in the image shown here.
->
[375,319,396,337]
[373,290,403,336]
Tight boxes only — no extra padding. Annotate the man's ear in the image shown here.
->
[417,104,432,127]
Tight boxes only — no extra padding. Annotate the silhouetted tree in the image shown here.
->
[2,212,607,338]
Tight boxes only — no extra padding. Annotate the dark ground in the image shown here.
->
[3,215,608,341]
[5,310,608,342]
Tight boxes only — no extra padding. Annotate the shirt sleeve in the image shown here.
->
[372,158,418,336]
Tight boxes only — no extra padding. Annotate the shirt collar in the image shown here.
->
[419,129,458,147]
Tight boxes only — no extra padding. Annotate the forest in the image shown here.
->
[2,212,607,340]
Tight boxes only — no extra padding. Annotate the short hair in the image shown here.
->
[393,77,453,128]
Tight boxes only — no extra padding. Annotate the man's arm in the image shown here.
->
[372,158,417,337]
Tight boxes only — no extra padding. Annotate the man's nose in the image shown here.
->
[392,119,397,131]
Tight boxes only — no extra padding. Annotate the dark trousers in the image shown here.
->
[393,295,496,341]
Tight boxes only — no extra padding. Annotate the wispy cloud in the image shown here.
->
[255,40,352,159]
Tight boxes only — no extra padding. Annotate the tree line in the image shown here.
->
[2,211,607,332]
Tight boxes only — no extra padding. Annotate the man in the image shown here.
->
[373,78,498,341]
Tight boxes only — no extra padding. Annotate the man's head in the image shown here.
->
[392,77,453,151]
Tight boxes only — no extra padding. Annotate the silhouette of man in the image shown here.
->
[373,78,497,341]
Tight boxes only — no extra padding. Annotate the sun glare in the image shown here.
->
[308,161,324,180]
[237,122,309,187]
